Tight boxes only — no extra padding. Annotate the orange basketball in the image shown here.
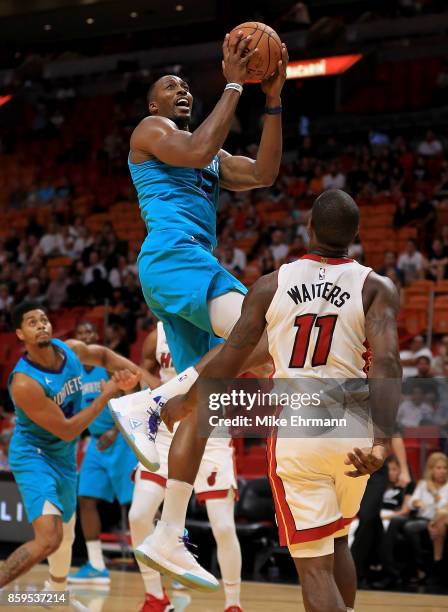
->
[228,22,283,83]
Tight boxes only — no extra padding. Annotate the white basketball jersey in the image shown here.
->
[266,255,372,379]
[155,321,176,383]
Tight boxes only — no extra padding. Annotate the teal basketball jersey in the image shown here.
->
[8,339,83,458]
[81,365,114,436]
[128,153,220,249]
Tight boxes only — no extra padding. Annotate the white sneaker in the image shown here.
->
[134,521,219,592]
[42,581,89,611]
[109,389,163,472]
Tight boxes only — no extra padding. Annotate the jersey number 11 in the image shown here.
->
[289,314,338,368]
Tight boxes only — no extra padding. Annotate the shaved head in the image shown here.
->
[311,189,359,250]
[146,74,192,129]
[146,74,190,107]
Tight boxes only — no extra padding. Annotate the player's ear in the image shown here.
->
[16,329,24,342]
[149,101,158,115]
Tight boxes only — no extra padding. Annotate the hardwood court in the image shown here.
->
[1,566,447,611]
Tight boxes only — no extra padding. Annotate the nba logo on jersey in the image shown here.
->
[319,267,326,280]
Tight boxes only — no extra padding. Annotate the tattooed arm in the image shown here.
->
[345,272,402,478]
[161,272,277,430]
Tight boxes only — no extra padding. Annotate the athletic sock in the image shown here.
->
[86,540,106,571]
[347,608,355,611]
[160,479,193,530]
[140,568,164,600]
[47,578,67,591]
[205,495,241,607]
[151,367,198,411]
[223,579,241,608]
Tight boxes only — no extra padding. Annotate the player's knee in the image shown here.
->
[211,519,236,544]
[296,556,332,583]
[128,500,155,537]
[37,529,63,557]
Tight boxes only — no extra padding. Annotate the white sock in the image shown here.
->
[47,514,75,583]
[151,367,198,412]
[223,580,241,608]
[128,475,166,600]
[141,572,164,599]
[48,578,67,591]
[206,495,241,608]
[347,608,355,611]
[86,540,105,571]
[160,479,193,530]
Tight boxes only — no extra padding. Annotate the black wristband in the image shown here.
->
[265,105,282,115]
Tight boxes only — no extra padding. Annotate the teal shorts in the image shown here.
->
[9,433,77,523]
[138,230,247,372]
[78,433,136,504]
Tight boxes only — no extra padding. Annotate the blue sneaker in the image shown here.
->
[68,562,111,585]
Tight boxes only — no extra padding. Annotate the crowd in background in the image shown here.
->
[1,122,448,326]
[0,60,447,590]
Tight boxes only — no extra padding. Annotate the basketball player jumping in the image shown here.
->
[111,31,287,588]
[129,322,242,612]
[157,190,403,612]
[1,303,143,591]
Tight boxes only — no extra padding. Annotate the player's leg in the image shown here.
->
[134,429,219,591]
[110,291,270,473]
[333,534,356,611]
[205,492,242,611]
[270,436,359,611]
[4,443,78,588]
[0,511,63,587]
[128,468,173,610]
[69,441,113,583]
[47,512,76,591]
[78,497,108,570]
[294,551,347,612]
[332,439,370,610]
[140,291,269,409]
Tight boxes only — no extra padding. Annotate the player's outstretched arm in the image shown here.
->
[131,33,258,169]
[219,44,288,191]
[161,272,277,430]
[66,339,154,388]
[345,273,402,478]
[10,370,139,441]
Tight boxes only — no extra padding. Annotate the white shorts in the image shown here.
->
[136,423,238,503]
[267,435,370,557]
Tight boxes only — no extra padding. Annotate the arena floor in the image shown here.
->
[0,566,447,611]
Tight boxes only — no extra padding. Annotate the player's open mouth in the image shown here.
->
[175,98,190,108]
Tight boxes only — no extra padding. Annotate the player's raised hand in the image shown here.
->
[222,31,259,85]
[161,394,193,432]
[344,444,386,477]
[261,43,288,99]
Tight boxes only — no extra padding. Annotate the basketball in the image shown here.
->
[228,22,283,82]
